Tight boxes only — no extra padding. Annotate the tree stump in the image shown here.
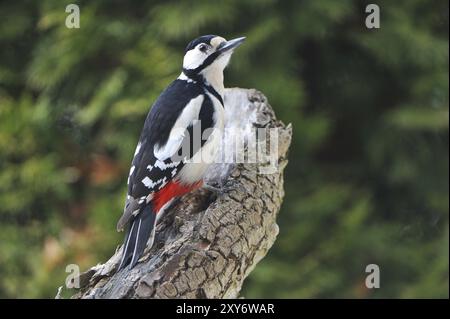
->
[63,88,292,299]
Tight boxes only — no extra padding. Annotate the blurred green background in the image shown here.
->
[0,0,448,298]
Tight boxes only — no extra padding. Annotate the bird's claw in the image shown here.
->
[203,182,233,195]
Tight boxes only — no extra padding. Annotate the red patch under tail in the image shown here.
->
[153,180,203,213]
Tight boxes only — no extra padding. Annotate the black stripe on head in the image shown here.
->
[184,35,218,53]
[183,35,224,79]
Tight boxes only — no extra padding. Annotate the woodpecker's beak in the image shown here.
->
[217,37,246,54]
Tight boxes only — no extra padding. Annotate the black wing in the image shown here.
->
[117,79,215,230]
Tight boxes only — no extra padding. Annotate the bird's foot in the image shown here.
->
[203,181,234,195]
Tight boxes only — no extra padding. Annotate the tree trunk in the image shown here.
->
[64,88,292,299]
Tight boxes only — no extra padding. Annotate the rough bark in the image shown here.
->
[63,88,292,299]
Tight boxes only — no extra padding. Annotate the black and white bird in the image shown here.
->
[117,35,245,270]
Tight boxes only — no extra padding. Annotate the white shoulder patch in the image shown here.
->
[154,94,204,161]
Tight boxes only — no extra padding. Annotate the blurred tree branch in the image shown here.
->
[59,88,292,299]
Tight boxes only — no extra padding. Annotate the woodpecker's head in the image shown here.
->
[182,35,245,88]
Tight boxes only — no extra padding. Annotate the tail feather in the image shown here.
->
[117,205,156,271]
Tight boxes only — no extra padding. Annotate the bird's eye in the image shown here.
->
[199,44,209,53]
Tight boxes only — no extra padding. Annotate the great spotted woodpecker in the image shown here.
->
[117,35,245,270]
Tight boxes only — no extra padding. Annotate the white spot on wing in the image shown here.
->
[142,176,155,188]
[134,143,141,156]
[155,159,179,170]
[127,166,136,185]
[142,176,168,190]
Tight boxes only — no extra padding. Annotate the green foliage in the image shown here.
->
[0,0,448,298]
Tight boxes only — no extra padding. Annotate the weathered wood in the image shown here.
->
[65,88,292,299]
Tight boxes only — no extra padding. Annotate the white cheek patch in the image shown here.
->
[183,48,205,70]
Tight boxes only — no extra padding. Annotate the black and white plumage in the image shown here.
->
[117,35,245,270]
